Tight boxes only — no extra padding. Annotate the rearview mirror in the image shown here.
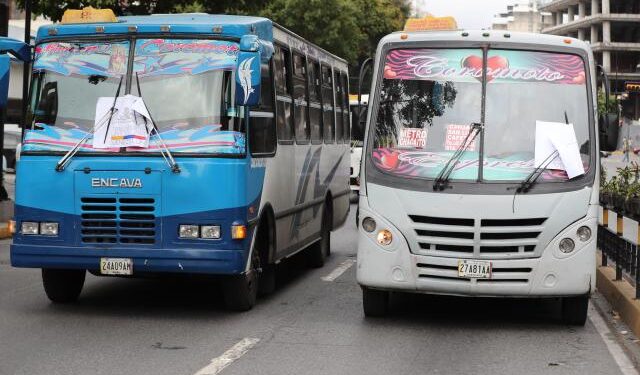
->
[235,35,261,107]
[597,65,619,152]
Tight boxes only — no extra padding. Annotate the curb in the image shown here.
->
[0,223,10,239]
[596,253,640,338]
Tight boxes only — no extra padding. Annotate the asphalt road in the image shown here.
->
[0,206,634,375]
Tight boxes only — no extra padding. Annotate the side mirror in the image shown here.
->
[235,35,261,107]
[0,54,10,109]
[599,113,619,152]
[597,65,619,152]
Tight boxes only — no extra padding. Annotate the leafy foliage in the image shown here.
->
[17,0,410,65]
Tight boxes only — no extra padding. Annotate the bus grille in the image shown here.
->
[80,197,157,245]
[409,215,546,258]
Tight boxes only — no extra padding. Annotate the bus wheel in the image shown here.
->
[362,287,389,317]
[307,206,331,268]
[42,269,85,303]
[223,250,259,311]
[561,295,589,326]
[258,229,276,296]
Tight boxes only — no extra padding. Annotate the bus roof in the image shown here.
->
[379,30,591,53]
[36,14,273,42]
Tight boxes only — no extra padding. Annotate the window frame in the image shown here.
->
[274,43,295,145]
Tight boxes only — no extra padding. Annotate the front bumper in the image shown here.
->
[11,244,247,275]
[356,201,597,298]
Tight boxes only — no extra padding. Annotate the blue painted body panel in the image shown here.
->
[11,155,265,274]
[37,14,274,42]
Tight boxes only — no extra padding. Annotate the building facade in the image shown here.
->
[492,2,553,33]
[540,0,640,120]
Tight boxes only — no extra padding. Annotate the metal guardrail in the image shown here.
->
[598,208,640,298]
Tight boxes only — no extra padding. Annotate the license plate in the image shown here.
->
[458,259,491,279]
[100,258,133,275]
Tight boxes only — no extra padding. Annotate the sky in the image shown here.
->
[414,0,519,29]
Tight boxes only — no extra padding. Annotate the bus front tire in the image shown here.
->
[42,269,85,303]
[223,270,258,312]
[561,295,589,326]
[362,287,389,317]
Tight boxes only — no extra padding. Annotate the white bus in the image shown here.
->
[356,30,599,325]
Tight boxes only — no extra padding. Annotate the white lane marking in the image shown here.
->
[321,259,356,282]
[588,308,638,375]
[194,338,260,375]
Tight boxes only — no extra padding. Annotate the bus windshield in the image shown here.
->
[371,48,591,183]
[25,39,244,155]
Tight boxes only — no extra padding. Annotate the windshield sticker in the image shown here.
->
[34,42,129,77]
[398,128,427,148]
[384,49,585,84]
[22,123,245,154]
[445,124,477,151]
[372,148,587,181]
[134,39,239,76]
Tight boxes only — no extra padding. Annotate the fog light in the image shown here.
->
[21,221,39,235]
[362,217,376,232]
[231,224,247,240]
[40,222,59,236]
[559,238,575,253]
[377,229,393,246]
[577,226,591,242]
[201,225,221,239]
[179,225,199,239]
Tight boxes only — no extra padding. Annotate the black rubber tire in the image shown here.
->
[42,269,85,303]
[307,206,330,268]
[561,295,589,326]
[223,250,259,312]
[362,287,389,317]
[258,263,276,297]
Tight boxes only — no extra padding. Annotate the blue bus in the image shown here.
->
[3,11,351,311]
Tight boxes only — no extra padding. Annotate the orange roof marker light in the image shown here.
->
[404,15,458,32]
[61,7,118,24]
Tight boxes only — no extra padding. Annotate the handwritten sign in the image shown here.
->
[445,124,476,151]
[93,95,153,149]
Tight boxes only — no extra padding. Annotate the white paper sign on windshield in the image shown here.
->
[535,121,585,179]
[93,94,153,149]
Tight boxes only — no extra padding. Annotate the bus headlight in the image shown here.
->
[377,229,393,246]
[559,238,575,253]
[577,226,591,242]
[179,225,199,239]
[362,217,376,232]
[21,222,39,235]
[40,222,59,236]
[201,225,221,239]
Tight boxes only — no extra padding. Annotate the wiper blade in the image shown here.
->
[433,122,482,191]
[55,75,123,172]
[135,72,180,173]
[516,150,560,193]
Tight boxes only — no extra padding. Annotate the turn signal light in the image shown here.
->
[377,229,393,246]
[232,224,247,240]
[8,220,15,234]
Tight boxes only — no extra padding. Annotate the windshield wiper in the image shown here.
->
[135,72,180,173]
[55,75,123,172]
[515,150,560,194]
[433,122,482,191]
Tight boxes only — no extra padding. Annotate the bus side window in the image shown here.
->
[334,71,343,143]
[342,73,350,142]
[293,52,309,143]
[322,65,335,143]
[249,59,277,156]
[274,45,293,143]
[308,59,322,144]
